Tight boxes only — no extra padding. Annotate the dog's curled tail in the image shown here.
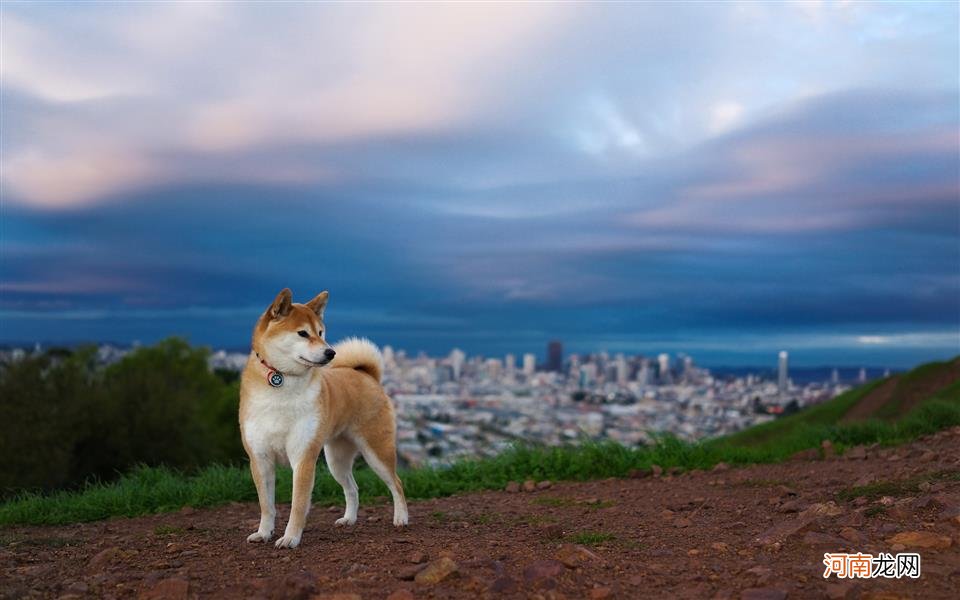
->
[330,337,384,382]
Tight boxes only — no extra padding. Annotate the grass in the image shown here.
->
[565,531,615,546]
[1,358,957,527]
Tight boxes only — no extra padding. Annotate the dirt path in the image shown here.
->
[3,429,960,600]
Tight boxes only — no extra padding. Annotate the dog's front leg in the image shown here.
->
[275,451,320,549]
[246,452,276,542]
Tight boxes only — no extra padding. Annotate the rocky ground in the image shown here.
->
[2,429,960,600]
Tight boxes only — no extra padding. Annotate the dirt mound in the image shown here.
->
[3,429,960,599]
[842,358,960,423]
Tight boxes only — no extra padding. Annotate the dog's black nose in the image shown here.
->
[324,348,336,359]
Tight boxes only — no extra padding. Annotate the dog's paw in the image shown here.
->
[274,534,301,549]
[246,529,273,543]
[334,516,357,526]
[393,516,409,527]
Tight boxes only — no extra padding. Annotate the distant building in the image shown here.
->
[449,348,465,380]
[522,353,536,376]
[778,351,789,393]
[658,353,671,384]
[547,340,563,373]
[504,353,516,376]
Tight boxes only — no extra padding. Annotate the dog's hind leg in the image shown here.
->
[324,436,360,526]
[358,435,408,527]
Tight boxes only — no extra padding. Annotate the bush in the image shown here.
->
[0,339,244,497]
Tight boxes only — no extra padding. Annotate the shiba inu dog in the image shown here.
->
[239,288,407,548]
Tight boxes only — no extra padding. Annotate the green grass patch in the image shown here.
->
[566,531,615,545]
[153,524,185,535]
[2,358,957,527]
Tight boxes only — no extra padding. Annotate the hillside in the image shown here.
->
[2,428,958,599]
[716,356,960,451]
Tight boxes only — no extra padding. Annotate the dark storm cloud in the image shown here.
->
[1,2,958,365]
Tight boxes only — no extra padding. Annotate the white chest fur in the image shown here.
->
[242,377,321,467]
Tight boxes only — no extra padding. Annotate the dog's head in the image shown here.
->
[252,288,335,374]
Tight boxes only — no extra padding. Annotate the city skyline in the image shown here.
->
[2,3,958,367]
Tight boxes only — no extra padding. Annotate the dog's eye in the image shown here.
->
[317,330,323,338]
[297,330,310,338]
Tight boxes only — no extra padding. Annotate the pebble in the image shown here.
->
[522,480,537,493]
[408,551,427,564]
[589,587,612,599]
[886,531,953,550]
[522,559,565,584]
[414,557,458,585]
[386,591,414,600]
[844,446,867,460]
[555,543,601,568]
[537,480,553,490]
[505,481,520,493]
[838,527,863,544]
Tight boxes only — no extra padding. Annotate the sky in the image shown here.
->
[1,1,958,367]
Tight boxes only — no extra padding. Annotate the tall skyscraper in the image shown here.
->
[504,353,516,376]
[778,351,789,393]
[547,340,563,373]
[657,353,671,384]
[449,348,465,380]
[615,353,628,386]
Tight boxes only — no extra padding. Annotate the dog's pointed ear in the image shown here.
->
[268,288,293,319]
[306,291,329,318]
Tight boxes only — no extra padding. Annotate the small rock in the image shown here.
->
[711,542,730,553]
[537,480,553,490]
[886,531,953,550]
[522,480,537,493]
[777,500,804,514]
[522,559,565,584]
[650,464,663,477]
[838,527,863,544]
[88,547,120,572]
[367,515,381,523]
[395,565,423,581]
[887,453,902,462]
[919,450,937,462]
[386,590,415,600]
[852,497,869,507]
[408,551,427,564]
[589,587,612,599]
[712,462,730,472]
[505,481,520,493]
[740,587,787,600]
[138,578,189,600]
[178,506,195,516]
[878,496,895,506]
[661,509,675,520]
[328,505,341,513]
[821,439,835,459]
[845,446,867,460]
[675,517,693,528]
[555,543,602,568]
[824,582,855,600]
[415,557,458,585]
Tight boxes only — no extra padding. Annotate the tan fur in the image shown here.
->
[239,289,407,549]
